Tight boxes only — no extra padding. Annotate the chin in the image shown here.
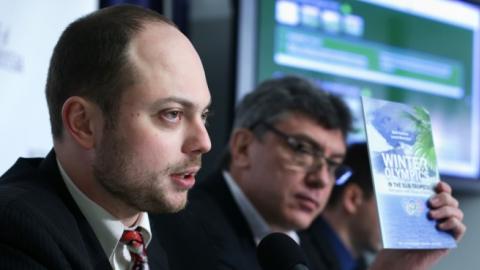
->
[168,192,187,212]
[173,200,188,212]
[165,197,188,213]
[288,216,313,230]
[296,221,313,230]
[142,193,188,214]
[298,213,317,229]
[150,201,186,214]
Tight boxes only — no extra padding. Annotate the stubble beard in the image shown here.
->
[92,129,198,214]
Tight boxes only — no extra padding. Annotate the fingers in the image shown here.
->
[429,191,459,209]
[429,205,465,240]
[437,216,467,241]
[429,204,463,220]
[430,181,458,210]
[434,181,452,194]
[429,180,466,241]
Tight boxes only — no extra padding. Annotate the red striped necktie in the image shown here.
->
[121,229,149,270]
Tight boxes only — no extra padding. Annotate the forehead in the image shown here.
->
[123,22,210,108]
[274,114,346,155]
[130,22,197,67]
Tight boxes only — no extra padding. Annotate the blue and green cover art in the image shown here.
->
[361,96,456,249]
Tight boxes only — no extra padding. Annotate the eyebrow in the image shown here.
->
[151,96,211,112]
[290,133,345,160]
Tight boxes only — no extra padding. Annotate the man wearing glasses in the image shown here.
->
[155,76,465,270]
[302,143,379,270]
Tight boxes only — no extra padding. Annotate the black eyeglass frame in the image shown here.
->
[253,121,352,185]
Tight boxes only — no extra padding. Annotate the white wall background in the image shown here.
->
[0,0,97,174]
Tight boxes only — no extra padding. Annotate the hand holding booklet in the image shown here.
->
[361,96,456,249]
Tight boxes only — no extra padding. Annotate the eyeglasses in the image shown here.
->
[256,121,352,185]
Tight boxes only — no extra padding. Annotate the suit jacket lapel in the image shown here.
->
[39,150,112,269]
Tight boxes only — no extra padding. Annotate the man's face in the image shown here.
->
[240,114,346,231]
[93,22,211,214]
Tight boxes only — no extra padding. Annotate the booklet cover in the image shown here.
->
[361,96,456,249]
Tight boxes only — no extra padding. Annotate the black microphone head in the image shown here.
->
[256,232,308,270]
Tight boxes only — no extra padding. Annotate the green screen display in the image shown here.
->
[240,0,480,179]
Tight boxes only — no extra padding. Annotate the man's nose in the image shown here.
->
[305,162,332,188]
[182,119,212,155]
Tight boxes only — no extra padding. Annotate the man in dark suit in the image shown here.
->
[156,76,465,270]
[0,5,212,270]
[304,143,379,270]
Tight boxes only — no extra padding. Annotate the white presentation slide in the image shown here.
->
[0,0,98,174]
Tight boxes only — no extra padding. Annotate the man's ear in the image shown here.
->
[61,96,100,149]
[229,129,255,168]
[342,183,364,215]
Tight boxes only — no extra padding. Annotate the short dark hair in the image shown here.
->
[234,76,352,137]
[45,5,175,139]
[221,76,352,168]
[327,142,374,206]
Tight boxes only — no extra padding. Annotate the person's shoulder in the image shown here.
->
[1,155,44,181]
[0,157,48,203]
[0,172,72,256]
[0,185,89,269]
[0,156,97,269]
[1,156,53,198]
[0,181,69,235]
[0,155,75,228]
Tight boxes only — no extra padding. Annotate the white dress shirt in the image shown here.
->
[222,170,300,245]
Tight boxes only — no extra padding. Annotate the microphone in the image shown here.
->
[256,232,310,270]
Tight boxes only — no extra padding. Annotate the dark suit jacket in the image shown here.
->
[0,150,169,270]
[154,171,333,270]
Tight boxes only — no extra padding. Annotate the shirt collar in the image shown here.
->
[222,170,300,245]
[57,159,152,262]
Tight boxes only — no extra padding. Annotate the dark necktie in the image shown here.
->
[121,229,149,270]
